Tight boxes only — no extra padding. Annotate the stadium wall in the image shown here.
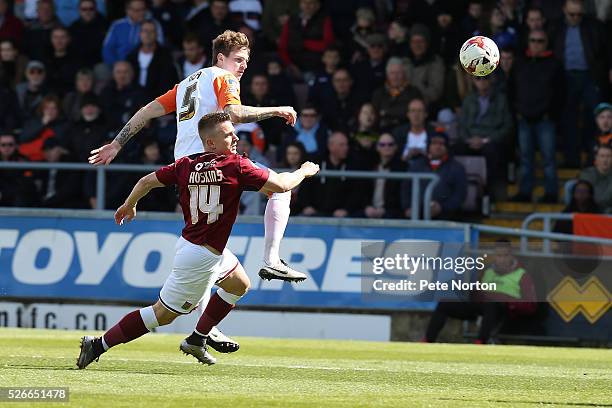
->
[1,209,610,345]
[0,209,470,341]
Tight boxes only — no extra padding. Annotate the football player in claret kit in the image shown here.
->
[89,30,305,353]
[77,112,319,369]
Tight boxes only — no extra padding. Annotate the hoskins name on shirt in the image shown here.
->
[188,169,224,184]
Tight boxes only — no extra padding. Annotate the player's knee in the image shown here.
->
[238,279,250,296]
[227,278,250,296]
[152,301,179,325]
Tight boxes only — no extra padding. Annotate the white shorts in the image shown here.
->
[159,237,239,314]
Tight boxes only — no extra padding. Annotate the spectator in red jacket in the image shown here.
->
[0,0,24,46]
[278,0,335,80]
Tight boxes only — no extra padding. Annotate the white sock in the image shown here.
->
[101,336,110,351]
[263,191,291,266]
[139,306,160,331]
[216,288,243,305]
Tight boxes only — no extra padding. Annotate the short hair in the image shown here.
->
[0,132,16,140]
[332,68,351,80]
[0,38,18,51]
[301,103,318,113]
[595,143,612,154]
[126,0,145,7]
[37,0,54,8]
[37,94,61,116]
[76,67,94,79]
[408,97,427,110]
[494,238,513,251]
[183,32,202,47]
[250,73,268,82]
[51,26,69,35]
[386,57,405,73]
[528,28,548,39]
[212,30,249,65]
[198,112,231,137]
[526,6,544,17]
[323,45,341,54]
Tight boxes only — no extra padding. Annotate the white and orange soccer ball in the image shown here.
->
[459,35,500,77]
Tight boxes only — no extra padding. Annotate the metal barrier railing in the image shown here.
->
[519,212,612,253]
[472,222,612,255]
[0,162,440,220]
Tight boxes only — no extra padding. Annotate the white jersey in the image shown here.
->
[156,66,241,160]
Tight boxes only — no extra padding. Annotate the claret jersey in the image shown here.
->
[155,152,269,252]
[156,66,242,160]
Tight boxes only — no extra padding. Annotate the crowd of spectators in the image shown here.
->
[0,0,611,219]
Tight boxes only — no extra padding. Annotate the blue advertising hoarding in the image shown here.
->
[0,212,470,311]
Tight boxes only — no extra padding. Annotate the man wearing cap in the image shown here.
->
[350,33,388,100]
[16,60,48,121]
[405,23,445,107]
[594,102,612,147]
[400,131,467,220]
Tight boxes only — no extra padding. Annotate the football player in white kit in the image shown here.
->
[89,30,306,354]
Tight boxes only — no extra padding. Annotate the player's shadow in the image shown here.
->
[436,397,612,407]
[5,364,217,376]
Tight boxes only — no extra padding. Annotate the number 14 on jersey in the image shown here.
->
[188,184,223,224]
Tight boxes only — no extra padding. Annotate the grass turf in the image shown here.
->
[0,328,610,407]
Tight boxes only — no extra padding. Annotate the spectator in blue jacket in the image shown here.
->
[102,0,164,67]
[401,131,467,220]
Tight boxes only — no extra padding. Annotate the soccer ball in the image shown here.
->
[459,36,500,77]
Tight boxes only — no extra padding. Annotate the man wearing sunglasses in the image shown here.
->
[0,133,36,206]
[69,0,108,68]
[511,29,563,203]
[551,0,612,167]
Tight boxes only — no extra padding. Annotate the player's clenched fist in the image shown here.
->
[300,161,320,177]
[276,106,297,126]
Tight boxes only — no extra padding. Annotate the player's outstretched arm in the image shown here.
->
[89,100,167,165]
[115,172,165,225]
[261,161,319,194]
[224,104,297,126]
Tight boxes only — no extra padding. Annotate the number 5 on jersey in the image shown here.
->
[179,83,198,122]
[188,184,223,224]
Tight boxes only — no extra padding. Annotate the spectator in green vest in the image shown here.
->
[424,239,536,343]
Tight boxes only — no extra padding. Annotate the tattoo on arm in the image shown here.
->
[113,119,146,147]
[224,105,277,123]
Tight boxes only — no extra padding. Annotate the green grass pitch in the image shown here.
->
[1,328,610,407]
